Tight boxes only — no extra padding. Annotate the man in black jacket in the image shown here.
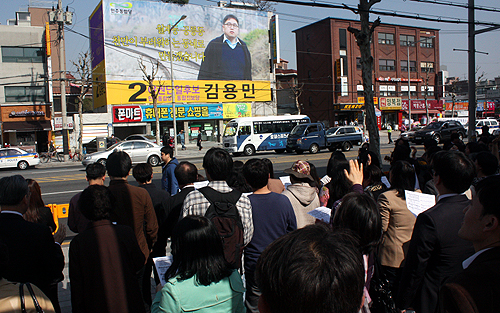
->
[0,175,65,312]
[198,14,252,80]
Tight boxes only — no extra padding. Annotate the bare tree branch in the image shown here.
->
[370,17,381,35]
[343,3,358,14]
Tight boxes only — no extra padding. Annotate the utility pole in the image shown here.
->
[467,0,476,142]
[49,0,73,160]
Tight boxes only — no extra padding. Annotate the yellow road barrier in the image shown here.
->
[48,203,69,234]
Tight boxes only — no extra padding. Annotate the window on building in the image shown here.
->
[4,86,46,102]
[378,33,394,45]
[356,57,361,70]
[420,37,434,48]
[421,62,435,73]
[421,86,435,97]
[401,60,417,72]
[379,59,395,71]
[400,35,415,46]
[339,29,347,50]
[1,47,44,63]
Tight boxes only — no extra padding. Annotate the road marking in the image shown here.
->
[43,190,82,196]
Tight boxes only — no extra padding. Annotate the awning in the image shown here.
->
[2,120,52,133]
[403,109,441,114]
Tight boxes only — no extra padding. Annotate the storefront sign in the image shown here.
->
[402,100,444,111]
[376,77,423,83]
[9,110,45,117]
[357,97,378,105]
[54,117,74,130]
[444,102,468,111]
[223,103,252,119]
[113,104,224,123]
[340,103,364,111]
[379,97,402,110]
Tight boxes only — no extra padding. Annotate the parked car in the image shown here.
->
[82,140,162,167]
[412,121,465,144]
[83,136,121,154]
[0,147,40,170]
[286,123,363,154]
[125,134,158,143]
[400,126,422,141]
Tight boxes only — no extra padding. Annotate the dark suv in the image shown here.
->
[412,121,465,144]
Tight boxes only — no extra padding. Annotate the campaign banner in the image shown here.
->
[112,104,224,123]
[106,80,271,104]
[223,103,252,119]
[93,0,272,105]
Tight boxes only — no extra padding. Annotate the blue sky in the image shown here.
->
[2,0,499,80]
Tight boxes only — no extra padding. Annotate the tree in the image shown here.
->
[71,51,93,155]
[346,0,382,164]
[139,57,164,145]
[291,83,304,114]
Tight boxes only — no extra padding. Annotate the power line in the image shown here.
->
[407,0,500,13]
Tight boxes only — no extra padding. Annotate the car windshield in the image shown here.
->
[326,127,338,135]
[423,122,443,130]
[143,135,156,140]
[224,123,238,136]
[290,125,307,135]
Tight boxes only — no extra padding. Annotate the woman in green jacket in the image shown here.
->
[152,216,245,313]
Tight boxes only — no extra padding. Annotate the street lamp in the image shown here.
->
[407,36,435,127]
[169,15,187,158]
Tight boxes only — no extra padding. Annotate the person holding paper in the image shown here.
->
[397,151,475,313]
[377,160,418,296]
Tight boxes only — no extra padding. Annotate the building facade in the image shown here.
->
[0,13,52,152]
[294,18,440,128]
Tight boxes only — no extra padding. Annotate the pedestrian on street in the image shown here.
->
[177,130,186,150]
[197,132,202,151]
[387,124,393,144]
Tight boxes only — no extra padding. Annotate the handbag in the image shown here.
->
[369,254,398,313]
[19,282,45,313]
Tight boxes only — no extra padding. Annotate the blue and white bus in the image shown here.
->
[223,115,310,156]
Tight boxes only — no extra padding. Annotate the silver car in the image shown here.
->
[82,140,162,167]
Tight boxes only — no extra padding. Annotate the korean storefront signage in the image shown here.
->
[402,100,444,111]
[357,97,378,105]
[376,77,423,83]
[223,103,252,119]
[9,110,45,117]
[340,103,365,111]
[379,97,402,110]
[113,104,224,123]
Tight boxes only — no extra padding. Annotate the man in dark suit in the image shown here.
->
[132,162,170,303]
[70,185,145,313]
[158,161,198,257]
[439,175,500,313]
[397,151,476,313]
[0,175,64,312]
[106,151,158,311]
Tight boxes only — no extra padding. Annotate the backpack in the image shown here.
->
[198,186,244,269]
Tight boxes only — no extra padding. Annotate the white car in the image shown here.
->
[82,140,162,167]
[0,148,40,170]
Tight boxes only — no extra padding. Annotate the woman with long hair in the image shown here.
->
[152,216,245,313]
[377,160,418,295]
[331,192,382,312]
[23,179,56,232]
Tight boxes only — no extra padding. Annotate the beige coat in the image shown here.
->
[377,189,418,268]
[282,182,320,229]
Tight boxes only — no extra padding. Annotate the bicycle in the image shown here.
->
[40,150,63,163]
[69,149,82,162]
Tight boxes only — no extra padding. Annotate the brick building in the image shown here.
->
[294,17,441,128]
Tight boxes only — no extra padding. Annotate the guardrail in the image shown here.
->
[48,203,69,234]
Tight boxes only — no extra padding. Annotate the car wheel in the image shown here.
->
[275,149,285,154]
[17,161,28,170]
[342,141,352,151]
[148,155,160,167]
[243,145,255,156]
[97,159,106,166]
[433,134,440,143]
[309,143,320,154]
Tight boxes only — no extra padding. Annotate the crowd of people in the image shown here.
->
[0,130,500,313]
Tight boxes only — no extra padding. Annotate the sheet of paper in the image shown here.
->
[193,180,209,189]
[308,206,332,223]
[153,255,174,286]
[320,175,331,185]
[405,190,436,217]
[381,176,391,188]
[279,175,291,189]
